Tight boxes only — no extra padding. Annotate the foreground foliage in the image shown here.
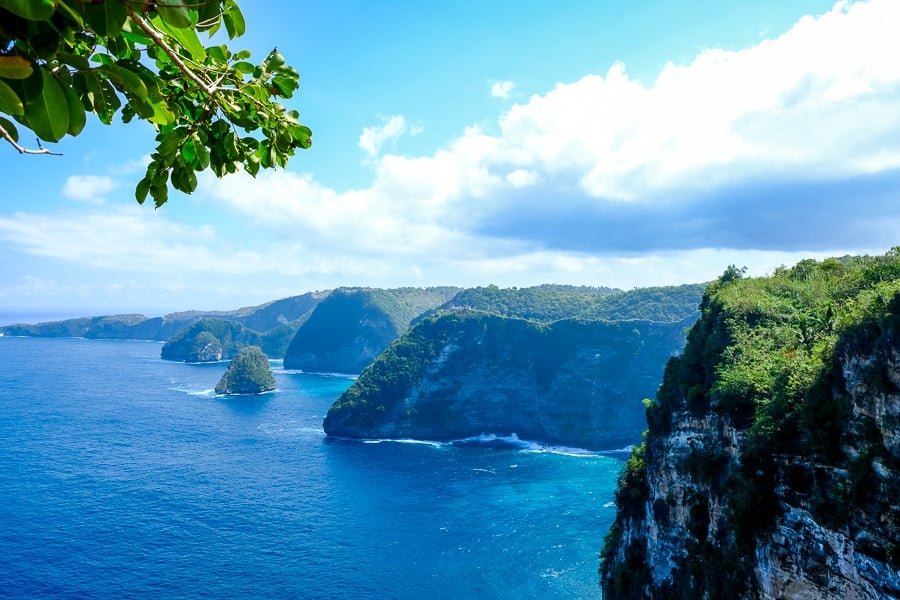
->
[0,0,310,206]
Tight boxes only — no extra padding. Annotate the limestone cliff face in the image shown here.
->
[601,257,900,599]
[324,311,692,450]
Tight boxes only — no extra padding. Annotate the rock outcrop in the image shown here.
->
[600,256,900,599]
[214,346,276,395]
[324,310,693,450]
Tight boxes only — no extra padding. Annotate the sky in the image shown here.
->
[1,0,899,316]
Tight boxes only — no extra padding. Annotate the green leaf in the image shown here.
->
[0,116,18,143]
[23,68,69,142]
[233,61,254,75]
[0,79,24,115]
[57,51,90,70]
[194,139,210,169]
[151,15,207,61]
[157,0,193,29]
[146,98,176,126]
[0,57,33,80]
[289,124,312,149]
[55,0,84,27]
[62,80,86,136]
[196,0,221,31]
[99,63,148,99]
[181,138,197,163]
[84,0,127,37]
[84,71,121,124]
[0,0,56,21]
[222,0,245,38]
[135,176,151,204]
[5,68,44,105]
[115,60,161,100]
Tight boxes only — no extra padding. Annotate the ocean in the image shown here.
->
[0,336,622,599]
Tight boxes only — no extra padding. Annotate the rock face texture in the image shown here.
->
[323,310,692,450]
[214,346,276,395]
[283,287,459,374]
[600,257,900,599]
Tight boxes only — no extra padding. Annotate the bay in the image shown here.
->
[0,337,620,599]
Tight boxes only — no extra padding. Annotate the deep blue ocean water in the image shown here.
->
[0,337,622,599]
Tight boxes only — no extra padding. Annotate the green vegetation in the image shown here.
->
[284,287,459,374]
[580,283,707,323]
[433,284,617,322]
[603,250,900,595]
[160,316,302,361]
[214,346,275,395]
[162,318,252,361]
[0,0,309,206]
[426,282,704,324]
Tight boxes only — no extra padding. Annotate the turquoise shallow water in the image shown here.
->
[0,336,621,599]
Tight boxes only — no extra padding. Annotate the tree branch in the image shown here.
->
[127,11,218,96]
[0,124,62,156]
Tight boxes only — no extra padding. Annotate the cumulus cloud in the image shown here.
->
[358,115,422,157]
[491,80,515,99]
[205,0,900,260]
[4,0,898,306]
[62,175,118,205]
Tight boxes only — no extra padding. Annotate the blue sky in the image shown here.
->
[1,0,899,315]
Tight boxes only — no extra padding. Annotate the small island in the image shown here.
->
[215,346,277,395]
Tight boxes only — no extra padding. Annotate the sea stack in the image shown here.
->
[215,346,276,395]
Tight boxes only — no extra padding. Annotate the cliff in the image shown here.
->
[214,346,276,395]
[160,318,302,362]
[323,310,692,450]
[600,256,900,599]
[283,287,459,374]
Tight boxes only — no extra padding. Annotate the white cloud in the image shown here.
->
[358,115,421,157]
[491,80,515,99]
[62,175,117,205]
[3,0,899,312]
[506,169,540,188]
[192,0,900,290]
[489,0,900,200]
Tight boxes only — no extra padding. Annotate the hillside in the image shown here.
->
[283,287,460,374]
[600,254,900,598]
[0,291,326,342]
[579,283,707,322]
[419,283,705,324]
[428,284,619,322]
[323,309,692,449]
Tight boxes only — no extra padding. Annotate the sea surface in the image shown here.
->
[0,337,623,599]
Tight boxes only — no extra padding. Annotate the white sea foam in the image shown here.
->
[335,432,605,457]
[449,433,540,450]
[451,433,602,457]
[597,445,634,456]
[359,438,443,448]
[216,388,278,397]
[169,387,215,397]
[273,368,357,379]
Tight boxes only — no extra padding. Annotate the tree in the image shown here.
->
[0,0,311,206]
